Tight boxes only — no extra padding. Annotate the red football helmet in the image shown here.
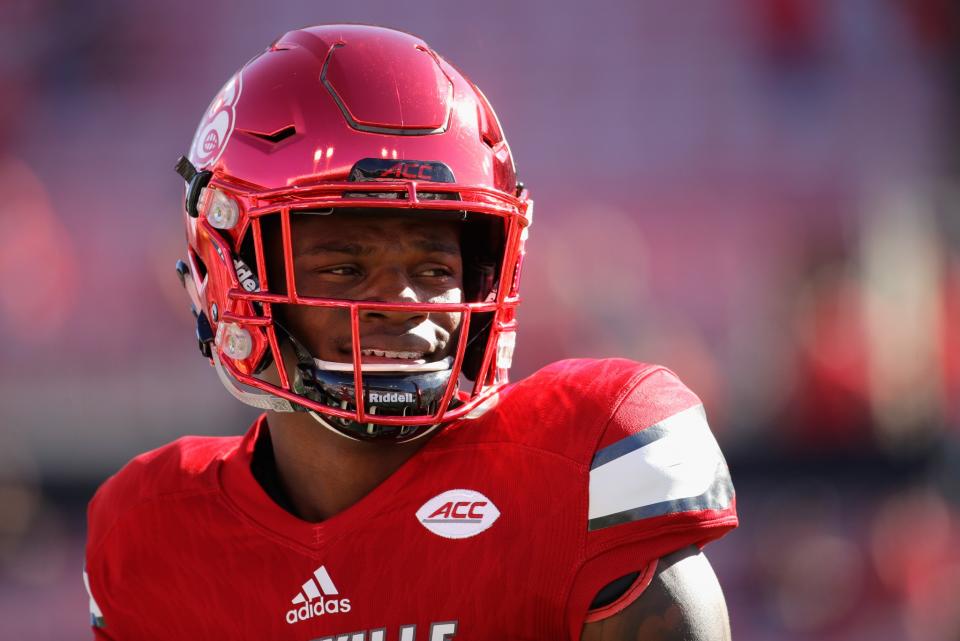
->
[175,25,532,442]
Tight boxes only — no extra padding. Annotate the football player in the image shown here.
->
[84,25,738,641]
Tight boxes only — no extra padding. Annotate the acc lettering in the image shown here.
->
[380,162,433,180]
[427,502,452,519]
[416,489,499,538]
[468,502,487,519]
[427,501,486,520]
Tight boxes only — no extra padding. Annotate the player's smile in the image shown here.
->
[340,339,440,364]
[266,211,464,366]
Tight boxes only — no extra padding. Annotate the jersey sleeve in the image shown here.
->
[82,435,226,641]
[85,477,133,641]
[566,366,738,638]
[83,565,116,639]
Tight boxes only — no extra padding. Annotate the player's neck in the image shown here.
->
[260,411,433,522]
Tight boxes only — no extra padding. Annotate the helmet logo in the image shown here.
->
[202,130,220,154]
[190,72,243,168]
[348,158,455,183]
[382,162,432,180]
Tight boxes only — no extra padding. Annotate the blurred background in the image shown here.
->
[1,0,959,639]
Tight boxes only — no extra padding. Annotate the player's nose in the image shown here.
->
[357,267,426,324]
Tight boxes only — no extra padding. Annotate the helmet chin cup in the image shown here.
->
[294,359,455,441]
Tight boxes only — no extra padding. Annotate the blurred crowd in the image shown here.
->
[1,0,959,639]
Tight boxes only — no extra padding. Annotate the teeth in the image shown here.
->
[360,349,425,360]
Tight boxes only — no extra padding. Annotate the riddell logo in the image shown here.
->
[232,257,260,292]
[416,489,500,539]
[285,565,352,625]
[368,390,415,404]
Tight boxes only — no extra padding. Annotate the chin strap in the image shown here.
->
[304,408,445,444]
[212,319,459,441]
[211,324,296,412]
[212,322,499,442]
[212,332,442,443]
[279,322,455,441]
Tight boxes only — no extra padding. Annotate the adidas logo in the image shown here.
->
[285,565,352,625]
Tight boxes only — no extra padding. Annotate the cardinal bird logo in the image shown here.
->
[190,72,242,168]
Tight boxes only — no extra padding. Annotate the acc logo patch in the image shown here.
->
[348,158,455,183]
[416,489,500,539]
[190,72,243,168]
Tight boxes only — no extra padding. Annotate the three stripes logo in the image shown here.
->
[285,565,352,625]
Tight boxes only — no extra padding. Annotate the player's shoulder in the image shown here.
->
[516,357,696,408]
[528,361,736,633]
[87,434,240,547]
[488,358,701,462]
[581,358,736,536]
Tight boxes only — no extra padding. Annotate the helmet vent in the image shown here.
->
[240,126,297,144]
[476,94,503,149]
[321,38,453,135]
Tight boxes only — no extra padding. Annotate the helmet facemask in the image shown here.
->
[212,203,516,442]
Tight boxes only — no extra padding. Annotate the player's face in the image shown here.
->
[266,212,464,365]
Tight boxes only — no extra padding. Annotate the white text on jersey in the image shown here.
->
[311,621,457,641]
[287,565,352,624]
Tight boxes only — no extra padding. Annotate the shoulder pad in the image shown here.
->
[87,435,238,550]
[588,368,735,531]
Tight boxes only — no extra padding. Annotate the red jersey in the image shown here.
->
[85,359,737,640]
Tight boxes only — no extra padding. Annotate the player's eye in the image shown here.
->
[418,263,462,283]
[419,266,454,278]
[315,265,361,277]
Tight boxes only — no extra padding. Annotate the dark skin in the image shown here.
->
[261,212,731,640]
[263,212,463,522]
[580,547,732,641]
